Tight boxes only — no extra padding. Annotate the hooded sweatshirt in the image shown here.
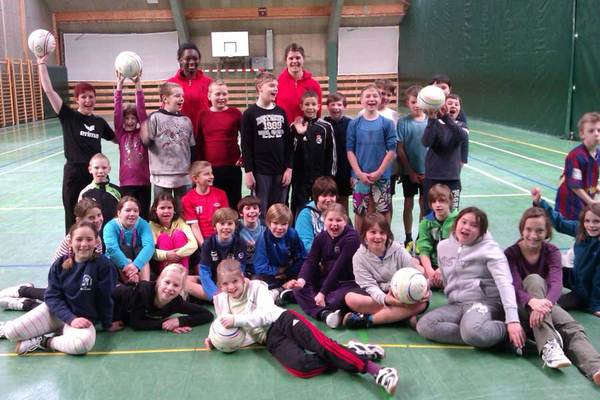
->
[437,232,519,323]
[276,68,322,123]
[352,241,416,305]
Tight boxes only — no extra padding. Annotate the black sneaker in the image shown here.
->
[275,289,295,306]
[343,312,372,329]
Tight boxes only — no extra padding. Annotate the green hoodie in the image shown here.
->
[416,209,459,266]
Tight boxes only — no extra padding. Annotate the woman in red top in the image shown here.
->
[276,43,323,124]
[167,42,213,142]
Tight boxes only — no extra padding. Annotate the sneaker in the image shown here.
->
[541,339,572,369]
[0,297,26,311]
[275,289,295,307]
[324,310,342,329]
[0,322,6,339]
[269,288,282,302]
[342,312,372,329]
[346,340,385,360]
[375,367,399,395]
[404,240,414,253]
[0,283,32,298]
[15,336,46,355]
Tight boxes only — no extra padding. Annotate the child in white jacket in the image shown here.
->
[208,259,399,395]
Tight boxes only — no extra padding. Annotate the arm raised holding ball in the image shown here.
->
[36,54,63,114]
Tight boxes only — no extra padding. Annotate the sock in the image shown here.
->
[366,360,381,377]
[405,233,413,243]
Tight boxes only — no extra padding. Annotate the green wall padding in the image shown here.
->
[571,0,600,133]
[399,0,573,136]
[44,66,69,119]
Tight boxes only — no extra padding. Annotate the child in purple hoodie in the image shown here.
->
[290,204,360,328]
[114,71,150,219]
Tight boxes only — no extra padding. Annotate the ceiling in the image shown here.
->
[45,0,404,35]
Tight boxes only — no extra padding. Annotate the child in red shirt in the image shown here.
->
[182,161,229,247]
[196,80,242,207]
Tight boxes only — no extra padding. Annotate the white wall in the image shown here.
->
[63,31,179,81]
[338,26,398,75]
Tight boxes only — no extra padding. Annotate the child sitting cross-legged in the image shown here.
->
[252,203,307,305]
[289,203,361,328]
[186,208,251,302]
[207,259,399,395]
[343,212,429,329]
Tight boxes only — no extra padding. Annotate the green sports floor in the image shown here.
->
[0,116,599,400]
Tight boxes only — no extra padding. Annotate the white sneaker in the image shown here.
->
[542,339,572,369]
[0,283,32,298]
[15,336,46,355]
[325,310,342,329]
[375,367,398,395]
[347,340,385,360]
[0,297,26,311]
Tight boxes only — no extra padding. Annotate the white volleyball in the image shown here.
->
[417,85,446,111]
[114,51,142,79]
[28,29,56,57]
[390,267,429,304]
[209,317,246,353]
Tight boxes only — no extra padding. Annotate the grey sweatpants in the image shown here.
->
[520,274,600,379]
[416,301,506,348]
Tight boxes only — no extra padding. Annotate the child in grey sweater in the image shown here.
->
[416,207,525,350]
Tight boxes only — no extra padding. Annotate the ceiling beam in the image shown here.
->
[169,0,189,43]
[53,4,406,24]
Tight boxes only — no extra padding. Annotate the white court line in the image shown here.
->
[0,206,62,211]
[470,140,563,170]
[0,136,61,157]
[465,164,555,204]
[470,128,568,156]
[0,150,63,177]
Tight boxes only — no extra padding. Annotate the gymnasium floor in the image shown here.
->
[0,116,599,399]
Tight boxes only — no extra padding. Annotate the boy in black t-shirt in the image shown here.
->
[37,54,115,232]
[240,72,293,216]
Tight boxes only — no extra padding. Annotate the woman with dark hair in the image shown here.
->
[276,43,322,124]
[167,42,213,141]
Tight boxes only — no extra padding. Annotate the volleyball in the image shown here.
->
[208,317,246,353]
[114,51,142,78]
[417,85,446,111]
[390,267,428,304]
[28,29,56,57]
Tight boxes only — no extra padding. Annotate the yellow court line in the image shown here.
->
[470,129,568,156]
[0,343,473,357]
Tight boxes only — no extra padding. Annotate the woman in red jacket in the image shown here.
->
[276,43,323,124]
[167,42,213,144]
